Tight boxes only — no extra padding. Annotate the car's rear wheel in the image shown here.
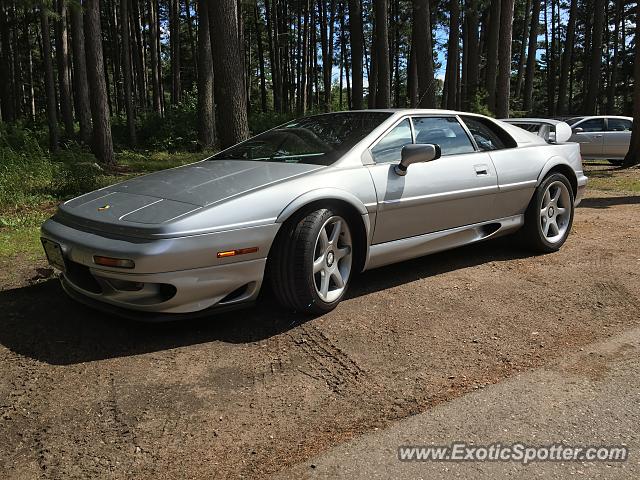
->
[270,208,353,314]
[522,173,575,253]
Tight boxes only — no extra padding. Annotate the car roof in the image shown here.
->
[569,115,633,121]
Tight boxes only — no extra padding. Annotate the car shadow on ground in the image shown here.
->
[0,237,531,366]
[579,195,640,209]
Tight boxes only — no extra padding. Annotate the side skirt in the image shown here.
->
[364,215,524,270]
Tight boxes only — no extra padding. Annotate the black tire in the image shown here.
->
[521,172,575,253]
[269,208,352,314]
[608,159,624,166]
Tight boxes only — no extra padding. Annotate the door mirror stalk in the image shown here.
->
[394,144,441,176]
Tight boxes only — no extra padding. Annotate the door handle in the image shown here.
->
[594,134,603,138]
[474,164,489,176]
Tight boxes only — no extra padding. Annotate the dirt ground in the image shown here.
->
[1,164,639,479]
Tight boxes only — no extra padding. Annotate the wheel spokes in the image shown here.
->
[331,270,344,289]
[328,220,342,245]
[313,256,324,274]
[319,270,330,298]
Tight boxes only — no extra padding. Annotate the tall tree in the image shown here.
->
[583,0,605,114]
[442,0,460,110]
[412,0,435,108]
[606,0,622,113]
[485,0,501,113]
[85,0,114,165]
[546,0,558,116]
[121,0,136,144]
[196,0,215,148]
[170,0,181,105]
[463,0,480,109]
[348,0,364,109]
[254,0,268,113]
[40,3,59,151]
[55,0,74,136]
[373,0,390,108]
[210,0,249,148]
[0,0,15,122]
[523,0,540,112]
[148,0,162,114]
[70,1,92,144]
[623,11,640,167]
[556,0,577,115]
[514,0,531,99]
[495,0,514,118]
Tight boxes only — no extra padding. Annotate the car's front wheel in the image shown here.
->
[522,173,575,253]
[270,208,353,314]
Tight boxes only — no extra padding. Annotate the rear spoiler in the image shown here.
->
[501,119,573,144]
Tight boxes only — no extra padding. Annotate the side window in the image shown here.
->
[577,118,605,132]
[412,117,475,156]
[370,119,413,163]
[607,118,632,132]
[461,116,508,150]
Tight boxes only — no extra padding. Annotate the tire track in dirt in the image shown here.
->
[291,324,370,394]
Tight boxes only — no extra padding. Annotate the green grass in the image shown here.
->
[587,174,640,193]
[0,123,215,265]
[0,226,43,260]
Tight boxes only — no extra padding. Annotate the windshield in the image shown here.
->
[212,112,392,165]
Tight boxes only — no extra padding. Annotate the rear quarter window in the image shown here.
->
[460,116,518,150]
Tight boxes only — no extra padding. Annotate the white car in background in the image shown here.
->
[565,116,633,165]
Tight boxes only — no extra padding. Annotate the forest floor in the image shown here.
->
[0,161,639,479]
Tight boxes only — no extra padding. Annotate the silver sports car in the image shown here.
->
[41,110,587,319]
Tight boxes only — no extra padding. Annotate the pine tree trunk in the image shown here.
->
[373,0,390,108]
[148,0,162,114]
[495,0,514,118]
[196,0,215,148]
[40,3,59,151]
[131,0,147,108]
[121,0,136,144]
[584,0,604,114]
[514,0,531,99]
[547,0,557,116]
[255,0,268,113]
[70,1,92,144]
[0,0,15,122]
[297,0,309,114]
[442,0,459,110]
[23,8,36,120]
[606,0,621,114]
[523,0,540,112]
[85,0,115,165]
[184,0,196,81]
[622,14,640,167]
[463,0,479,109]
[556,0,577,115]
[348,0,363,109]
[170,0,181,105]
[485,0,500,113]
[412,0,435,108]
[210,0,249,148]
[55,0,74,135]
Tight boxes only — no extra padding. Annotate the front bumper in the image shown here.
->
[41,218,278,315]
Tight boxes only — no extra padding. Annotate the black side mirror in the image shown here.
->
[394,144,441,176]
[572,127,583,134]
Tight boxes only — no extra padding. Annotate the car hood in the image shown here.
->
[57,160,323,230]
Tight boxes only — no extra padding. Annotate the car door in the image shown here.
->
[367,116,499,244]
[604,118,633,159]
[570,118,605,158]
